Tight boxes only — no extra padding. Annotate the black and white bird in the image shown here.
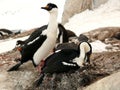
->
[0,29,13,36]
[0,29,21,38]
[16,24,76,48]
[34,41,92,86]
[8,3,59,71]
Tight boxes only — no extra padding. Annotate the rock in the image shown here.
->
[83,27,120,42]
[62,0,93,24]
[0,71,11,90]
[0,61,38,90]
[82,71,120,90]
[97,30,110,41]
[92,0,108,8]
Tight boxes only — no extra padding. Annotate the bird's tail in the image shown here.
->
[7,62,22,71]
[34,73,45,87]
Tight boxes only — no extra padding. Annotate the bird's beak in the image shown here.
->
[41,5,49,10]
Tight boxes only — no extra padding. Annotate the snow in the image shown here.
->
[0,0,66,30]
[90,40,108,53]
[0,36,28,54]
[65,0,120,36]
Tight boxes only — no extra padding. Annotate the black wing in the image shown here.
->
[43,61,79,74]
[21,35,47,62]
[25,25,48,44]
[42,49,79,74]
[55,42,78,51]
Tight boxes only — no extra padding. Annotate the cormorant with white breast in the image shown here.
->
[34,41,92,87]
[8,3,59,71]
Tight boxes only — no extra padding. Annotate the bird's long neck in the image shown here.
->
[75,42,90,67]
[47,9,58,34]
[32,9,58,66]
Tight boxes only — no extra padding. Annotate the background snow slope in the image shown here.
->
[0,0,66,30]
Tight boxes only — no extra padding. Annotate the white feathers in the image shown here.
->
[62,62,76,66]
[55,49,61,53]
[80,42,91,53]
[59,32,63,43]
[27,37,39,45]
[56,28,60,39]
[33,35,56,65]
[33,8,58,66]
[75,58,84,67]
[41,29,47,35]
[75,42,91,67]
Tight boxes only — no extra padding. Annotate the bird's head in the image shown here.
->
[41,3,58,13]
[77,42,92,67]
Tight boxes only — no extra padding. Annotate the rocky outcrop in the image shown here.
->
[92,0,108,8]
[0,55,38,90]
[82,27,120,51]
[62,0,108,24]
[82,27,120,41]
[1,50,120,90]
[82,71,120,90]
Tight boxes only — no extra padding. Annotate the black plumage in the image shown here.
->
[55,42,78,51]
[8,34,47,71]
[34,48,80,87]
[34,41,92,86]
[8,23,77,71]
[42,49,80,73]
[16,25,47,46]
[16,24,76,46]
[78,34,89,42]
[8,3,59,71]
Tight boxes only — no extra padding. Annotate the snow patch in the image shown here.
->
[0,36,28,54]
[90,40,108,53]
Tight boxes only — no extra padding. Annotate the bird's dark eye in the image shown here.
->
[49,6,52,10]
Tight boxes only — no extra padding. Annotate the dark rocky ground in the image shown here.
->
[0,49,120,90]
[0,27,120,90]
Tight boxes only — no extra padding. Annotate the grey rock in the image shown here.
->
[82,71,120,90]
